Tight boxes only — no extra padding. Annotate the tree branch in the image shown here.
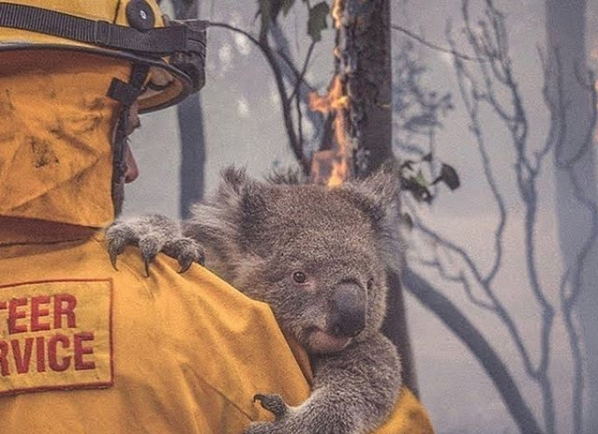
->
[390,23,487,63]
[403,267,543,434]
[207,21,311,174]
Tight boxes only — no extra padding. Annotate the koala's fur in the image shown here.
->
[107,167,403,434]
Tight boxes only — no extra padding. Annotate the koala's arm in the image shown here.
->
[247,333,401,434]
[105,214,205,275]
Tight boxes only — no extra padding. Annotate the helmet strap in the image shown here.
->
[107,63,149,209]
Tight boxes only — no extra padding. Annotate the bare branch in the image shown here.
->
[269,23,324,158]
[289,40,316,103]
[404,267,543,434]
[390,23,486,63]
[535,47,563,170]
[207,21,311,174]
[414,257,496,311]
[414,220,538,377]
[275,48,317,93]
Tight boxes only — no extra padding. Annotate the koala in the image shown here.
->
[106,166,403,434]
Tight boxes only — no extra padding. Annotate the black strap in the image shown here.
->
[108,79,141,106]
[0,2,205,56]
[108,63,149,107]
[110,63,149,182]
[108,62,150,106]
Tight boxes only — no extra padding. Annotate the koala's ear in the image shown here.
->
[220,166,254,200]
[342,163,399,225]
[218,165,268,217]
[342,164,403,271]
[266,166,307,185]
[186,166,266,249]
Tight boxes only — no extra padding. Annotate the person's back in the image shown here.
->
[0,218,312,432]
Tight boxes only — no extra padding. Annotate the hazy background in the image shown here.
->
[124,1,598,432]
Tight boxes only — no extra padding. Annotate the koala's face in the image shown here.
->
[227,172,399,355]
[253,216,388,354]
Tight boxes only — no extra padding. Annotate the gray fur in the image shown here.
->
[106,166,403,434]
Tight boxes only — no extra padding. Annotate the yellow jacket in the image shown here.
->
[0,219,434,433]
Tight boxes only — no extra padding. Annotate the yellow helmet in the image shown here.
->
[0,0,206,113]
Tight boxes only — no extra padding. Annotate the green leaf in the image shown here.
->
[415,170,428,187]
[401,176,433,203]
[307,2,330,42]
[432,163,461,190]
[440,164,460,190]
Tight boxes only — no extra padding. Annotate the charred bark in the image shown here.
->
[335,0,417,393]
[340,0,394,174]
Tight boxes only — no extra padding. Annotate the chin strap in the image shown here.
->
[108,63,149,182]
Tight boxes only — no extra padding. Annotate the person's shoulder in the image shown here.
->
[92,230,259,308]
[91,234,312,418]
[90,230,312,421]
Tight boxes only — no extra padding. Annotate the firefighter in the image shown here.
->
[0,1,433,432]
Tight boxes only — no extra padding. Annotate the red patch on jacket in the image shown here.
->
[0,279,113,395]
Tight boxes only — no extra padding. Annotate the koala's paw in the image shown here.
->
[246,392,356,434]
[162,237,205,273]
[254,394,288,419]
[243,394,294,434]
[105,215,205,276]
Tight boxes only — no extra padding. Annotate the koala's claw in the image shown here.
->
[253,394,288,419]
[163,238,205,274]
[137,236,160,277]
[143,256,152,277]
[178,258,194,274]
[105,216,206,276]
[106,229,129,271]
[109,247,120,271]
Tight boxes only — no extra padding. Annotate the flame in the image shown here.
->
[308,0,352,187]
[308,75,349,113]
[331,0,344,30]
[309,76,352,187]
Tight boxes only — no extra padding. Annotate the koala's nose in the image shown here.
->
[329,283,366,338]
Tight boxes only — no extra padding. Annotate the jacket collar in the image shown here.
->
[0,217,97,247]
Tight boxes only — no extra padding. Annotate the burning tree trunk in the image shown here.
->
[310,0,418,392]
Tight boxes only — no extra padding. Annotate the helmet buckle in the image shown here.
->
[94,20,112,46]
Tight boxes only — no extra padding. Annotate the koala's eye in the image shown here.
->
[292,271,307,284]
[367,278,374,290]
